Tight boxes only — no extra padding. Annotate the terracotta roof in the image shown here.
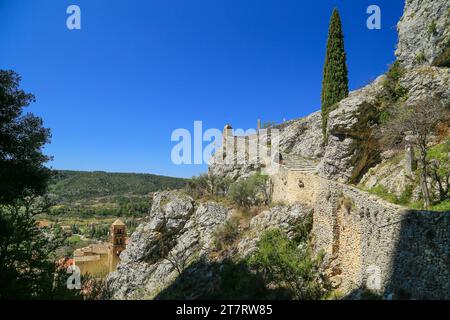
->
[37,220,51,228]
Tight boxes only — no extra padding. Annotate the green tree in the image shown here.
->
[228,173,269,208]
[248,228,327,300]
[0,70,75,299]
[321,8,349,140]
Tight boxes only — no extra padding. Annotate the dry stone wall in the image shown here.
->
[271,170,450,299]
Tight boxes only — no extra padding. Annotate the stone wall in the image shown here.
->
[271,171,450,299]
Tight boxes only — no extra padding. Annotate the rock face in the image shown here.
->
[278,111,324,159]
[105,191,313,299]
[396,0,450,68]
[105,191,228,299]
[318,64,450,183]
[401,66,450,103]
[317,76,385,183]
[237,203,312,257]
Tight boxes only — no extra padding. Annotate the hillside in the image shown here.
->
[48,170,187,216]
[106,0,450,300]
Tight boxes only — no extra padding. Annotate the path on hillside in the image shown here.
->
[282,154,318,173]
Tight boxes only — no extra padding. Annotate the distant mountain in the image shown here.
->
[49,170,187,205]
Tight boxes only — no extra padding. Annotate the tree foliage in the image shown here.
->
[321,8,349,140]
[248,228,327,300]
[0,70,52,204]
[0,70,78,299]
[50,170,186,203]
[378,97,450,208]
[228,173,269,208]
[185,173,232,199]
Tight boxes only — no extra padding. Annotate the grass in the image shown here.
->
[368,185,399,204]
[430,200,450,212]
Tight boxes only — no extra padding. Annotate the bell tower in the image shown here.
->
[109,219,126,270]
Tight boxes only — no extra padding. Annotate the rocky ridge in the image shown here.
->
[396,0,450,68]
[105,191,312,299]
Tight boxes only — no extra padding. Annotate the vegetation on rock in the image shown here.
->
[185,173,232,200]
[248,227,328,300]
[228,173,269,208]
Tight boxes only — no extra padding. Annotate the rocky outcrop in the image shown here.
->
[105,191,228,299]
[318,64,450,184]
[278,111,324,159]
[401,66,450,103]
[317,0,450,184]
[396,0,450,68]
[208,111,323,180]
[317,76,384,183]
[105,190,314,299]
[237,203,312,257]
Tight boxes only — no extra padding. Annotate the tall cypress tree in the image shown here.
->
[321,8,349,140]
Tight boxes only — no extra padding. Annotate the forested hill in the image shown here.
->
[49,170,187,204]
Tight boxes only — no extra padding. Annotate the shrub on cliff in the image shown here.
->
[379,97,450,208]
[321,8,349,140]
[248,228,327,300]
[213,219,240,251]
[228,173,269,208]
[186,174,232,199]
[380,61,408,106]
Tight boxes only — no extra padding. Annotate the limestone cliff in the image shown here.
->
[105,191,311,299]
[396,0,450,68]
[318,66,450,183]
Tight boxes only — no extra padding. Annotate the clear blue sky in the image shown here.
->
[0,0,404,178]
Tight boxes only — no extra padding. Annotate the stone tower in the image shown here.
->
[222,124,233,161]
[110,219,126,270]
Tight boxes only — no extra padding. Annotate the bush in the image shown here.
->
[228,173,269,208]
[432,47,450,67]
[381,61,408,104]
[186,174,232,199]
[414,52,427,64]
[248,228,328,300]
[427,138,450,203]
[428,20,437,36]
[397,185,414,205]
[213,220,240,251]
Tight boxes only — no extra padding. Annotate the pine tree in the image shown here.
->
[321,8,349,140]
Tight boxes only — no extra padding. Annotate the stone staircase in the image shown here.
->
[282,154,318,173]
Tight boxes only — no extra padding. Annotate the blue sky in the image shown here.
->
[0,0,404,178]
